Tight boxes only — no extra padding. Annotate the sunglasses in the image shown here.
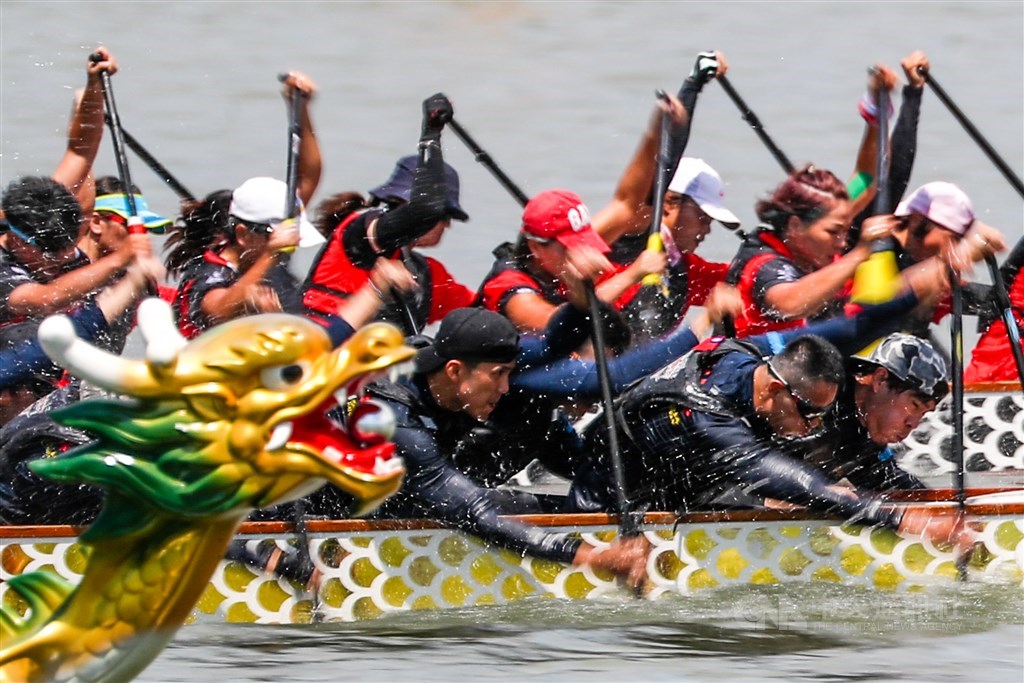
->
[766,361,833,421]
[230,215,277,236]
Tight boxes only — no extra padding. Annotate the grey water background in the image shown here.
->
[1,1,1022,680]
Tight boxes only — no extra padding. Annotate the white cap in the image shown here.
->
[667,158,740,228]
[229,177,324,248]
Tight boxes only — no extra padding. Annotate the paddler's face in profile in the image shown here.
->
[900,214,958,263]
[786,200,851,269]
[449,359,515,421]
[413,218,452,248]
[664,193,713,253]
[859,369,936,444]
[526,237,567,278]
[762,368,838,438]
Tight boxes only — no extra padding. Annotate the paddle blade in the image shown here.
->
[851,248,901,305]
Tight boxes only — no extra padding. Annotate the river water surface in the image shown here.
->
[2,2,1022,681]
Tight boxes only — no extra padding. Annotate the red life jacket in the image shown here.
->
[733,232,805,338]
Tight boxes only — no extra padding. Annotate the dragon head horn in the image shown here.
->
[38,314,162,396]
[137,298,187,367]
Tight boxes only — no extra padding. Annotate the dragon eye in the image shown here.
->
[260,362,308,390]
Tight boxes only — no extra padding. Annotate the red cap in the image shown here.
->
[521,189,609,253]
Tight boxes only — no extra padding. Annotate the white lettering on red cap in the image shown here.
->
[567,203,591,232]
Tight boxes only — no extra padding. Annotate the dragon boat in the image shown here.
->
[3,383,1022,627]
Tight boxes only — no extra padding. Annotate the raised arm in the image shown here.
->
[887,51,929,210]
[591,50,726,245]
[6,245,133,319]
[848,65,897,216]
[361,95,452,261]
[591,96,687,244]
[280,71,322,206]
[52,46,117,211]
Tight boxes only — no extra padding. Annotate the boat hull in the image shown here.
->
[3,506,1021,625]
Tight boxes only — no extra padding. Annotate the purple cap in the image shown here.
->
[894,182,975,236]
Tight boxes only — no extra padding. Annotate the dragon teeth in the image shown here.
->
[266,422,293,451]
[374,455,404,476]
[388,361,415,382]
[323,445,343,464]
[333,388,348,406]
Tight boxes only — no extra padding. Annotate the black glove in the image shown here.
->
[690,50,720,86]
[422,93,453,135]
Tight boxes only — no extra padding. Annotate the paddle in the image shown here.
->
[716,74,795,174]
[852,69,901,308]
[985,254,1024,390]
[449,118,641,541]
[276,73,321,615]
[111,119,195,201]
[90,53,144,236]
[278,73,304,254]
[919,67,1024,200]
[449,119,530,206]
[949,273,968,580]
[639,90,672,294]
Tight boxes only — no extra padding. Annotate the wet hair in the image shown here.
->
[755,165,848,236]
[163,189,233,277]
[314,192,368,238]
[1,176,81,254]
[94,176,141,197]
[771,335,845,395]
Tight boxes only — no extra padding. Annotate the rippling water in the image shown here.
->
[3,2,1023,680]
[141,584,1023,682]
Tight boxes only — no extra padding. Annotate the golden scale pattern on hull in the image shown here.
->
[4,516,1021,624]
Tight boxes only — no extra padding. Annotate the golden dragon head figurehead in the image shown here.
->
[35,300,414,523]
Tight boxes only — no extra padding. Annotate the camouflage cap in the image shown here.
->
[852,333,949,401]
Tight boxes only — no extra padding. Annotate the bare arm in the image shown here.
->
[503,292,562,333]
[848,65,897,215]
[93,254,165,322]
[6,247,131,318]
[334,258,417,329]
[52,47,117,211]
[591,98,686,245]
[200,224,299,322]
[594,247,666,302]
[762,246,871,319]
[281,71,322,206]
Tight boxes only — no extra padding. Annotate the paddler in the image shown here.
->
[360,302,649,590]
[302,93,475,336]
[565,235,1002,546]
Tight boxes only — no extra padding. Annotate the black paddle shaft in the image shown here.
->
[717,74,795,174]
[647,90,672,245]
[278,73,305,218]
[449,119,530,206]
[586,286,640,537]
[112,120,195,201]
[921,68,1024,200]
[90,53,139,219]
[449,118,639,538]
[949,274,969,581]
[872,69,891,215]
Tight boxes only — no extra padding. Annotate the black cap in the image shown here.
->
[368,155,469,221]
[415,308,519,374]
